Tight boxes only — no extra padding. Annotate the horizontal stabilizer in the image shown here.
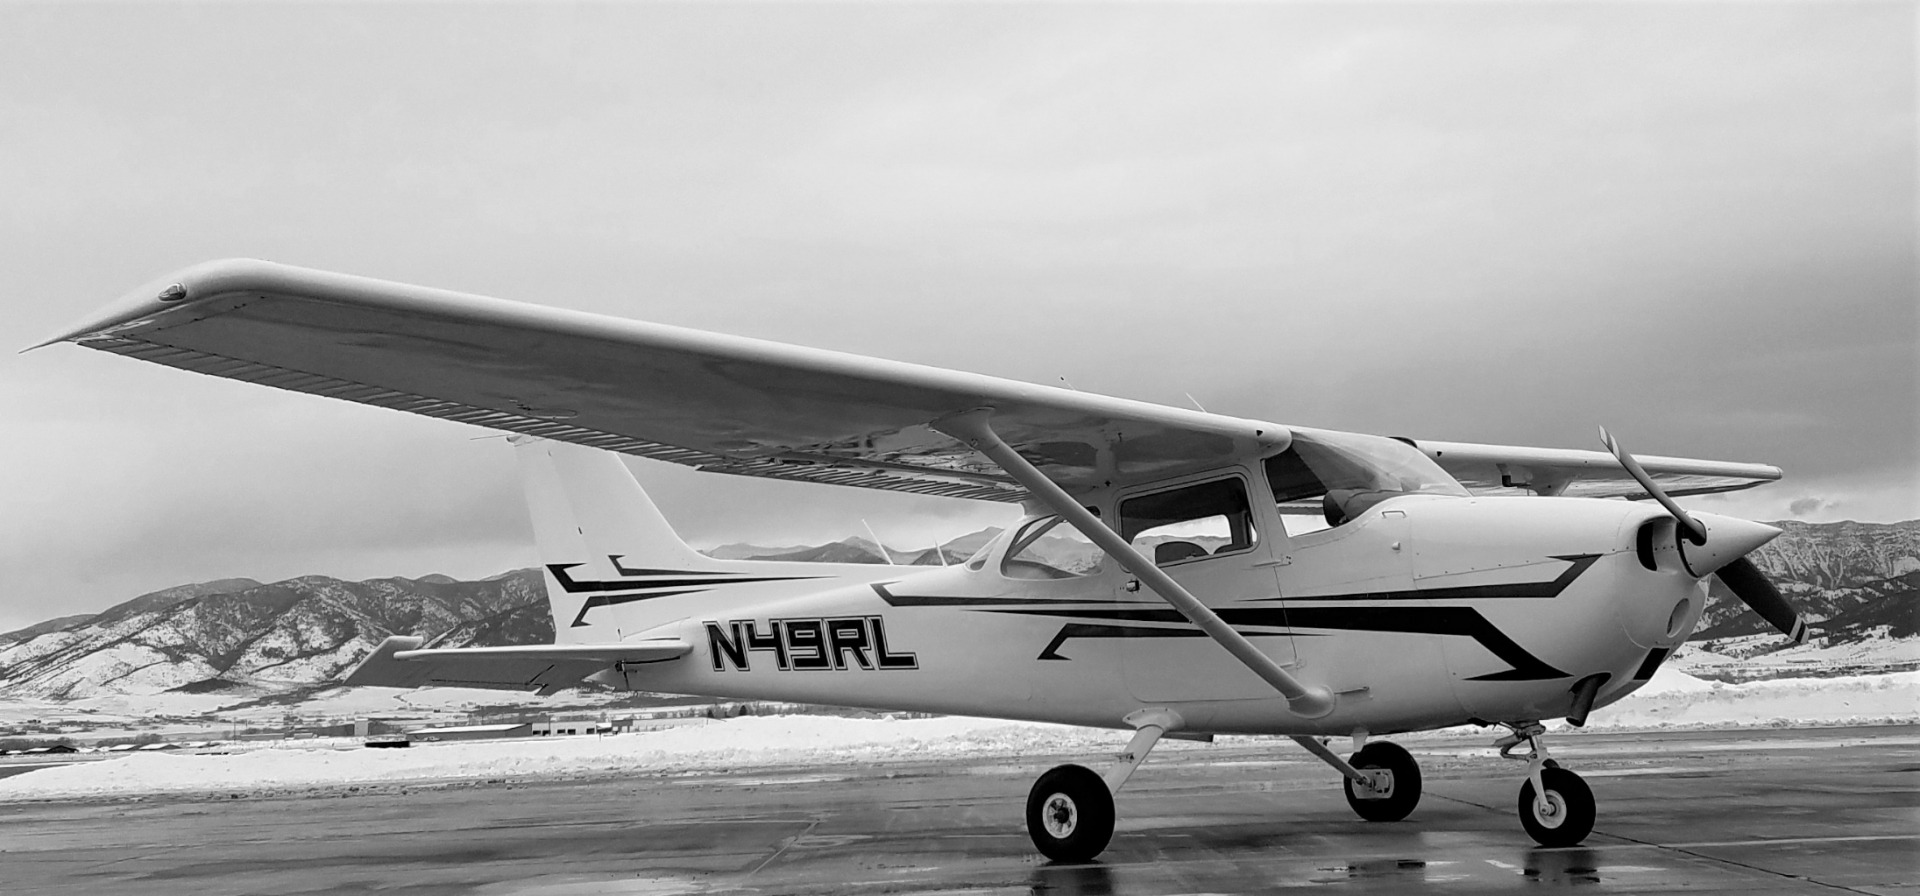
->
[345,635,690,694]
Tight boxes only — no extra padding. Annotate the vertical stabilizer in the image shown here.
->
[514,438,724,643]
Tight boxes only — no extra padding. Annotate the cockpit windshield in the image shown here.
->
[1265,429,1468,528]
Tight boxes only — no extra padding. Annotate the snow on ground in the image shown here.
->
[3,668,1914,801]
[0,685,639,743]
[1679,635,1919,671]
[0,715,1141,800]
[1750,634,1918,667]
[1582,666,1918,730]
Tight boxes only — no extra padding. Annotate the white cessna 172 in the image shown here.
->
[41,260,1804,862]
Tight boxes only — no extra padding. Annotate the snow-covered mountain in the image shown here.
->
[1698,520,1920,640]
[0,572,543,700]
[2,520,1911,702]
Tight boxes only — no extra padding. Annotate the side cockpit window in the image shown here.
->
[1266,430,1470,532]
[1001,515,1105,580]
[1119,477,1257,566]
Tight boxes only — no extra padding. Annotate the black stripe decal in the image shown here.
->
[550,560,826,627]
[871,582,1131,608]
[993,605,1566,680]
[547,564,821,595]
[1279,607,1568,681]
[1255,554,1600,603]
[1037,624,1206,660]
[570,589,706,628]
[872,554,1599,681]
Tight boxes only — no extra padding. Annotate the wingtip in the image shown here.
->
[22,320,104,353]
[22,263,244,356]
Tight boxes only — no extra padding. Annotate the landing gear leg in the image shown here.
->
[1497,722,1595,847]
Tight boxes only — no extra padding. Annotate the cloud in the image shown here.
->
[1,3,1913,633]
[1789,497,1835,518]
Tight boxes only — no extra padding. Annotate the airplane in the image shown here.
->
[36,259,1805,862]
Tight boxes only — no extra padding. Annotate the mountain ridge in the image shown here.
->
[2,519,1911,700]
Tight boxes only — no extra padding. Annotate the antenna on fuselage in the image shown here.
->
[1059,376,1079,391]
[1184,392,1208,413]
[861,519,898,565]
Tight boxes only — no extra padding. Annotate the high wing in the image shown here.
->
[38,259,1286,500]
[1408,438,1781,500]
[345,636,691,694]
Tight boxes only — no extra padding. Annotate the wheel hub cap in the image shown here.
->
[1043,793,1078,838]
[1535,792,1566,827]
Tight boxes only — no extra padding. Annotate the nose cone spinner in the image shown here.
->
[1678,513,1782,578]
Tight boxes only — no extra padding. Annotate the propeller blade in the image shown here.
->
[1600,426,1800,643]
[1598,426,1708,544]
[1716,556,1808,645]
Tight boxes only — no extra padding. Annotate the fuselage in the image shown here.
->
[585,492,1703,736]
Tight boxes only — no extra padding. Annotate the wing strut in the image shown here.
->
[932,409,1337,720]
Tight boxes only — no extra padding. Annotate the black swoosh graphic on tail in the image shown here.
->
[549,561,827,627]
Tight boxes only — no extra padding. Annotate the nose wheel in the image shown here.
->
[1498,723,1596,847]
[1519,766,1595,847]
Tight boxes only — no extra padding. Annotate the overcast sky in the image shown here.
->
[1,2,1913,632]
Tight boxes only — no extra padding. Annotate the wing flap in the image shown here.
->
[44,260,1288,498]
[345,636,690,693]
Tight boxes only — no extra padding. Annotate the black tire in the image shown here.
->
[1026,764,1115,862]
[1343,741,1422,822]
[1518,767,1596,847]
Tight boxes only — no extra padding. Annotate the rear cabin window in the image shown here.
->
[1119,477,1257,566]
[1001,515,1105,579]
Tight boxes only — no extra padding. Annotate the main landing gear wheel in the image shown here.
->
[1519,766,1595,847]
[1343,741,1423,822]
[1027,764,1114,863]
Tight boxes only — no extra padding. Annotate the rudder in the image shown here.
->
[514,438,727,643]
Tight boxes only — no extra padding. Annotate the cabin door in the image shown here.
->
[1116,471,1294,703]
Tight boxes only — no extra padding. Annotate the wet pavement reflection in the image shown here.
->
[1030,863,1115,896]
[1,726,1913,895]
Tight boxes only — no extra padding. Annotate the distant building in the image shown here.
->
[406,723,533,742]
[530,720,613,737]
[304,718,411,738]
